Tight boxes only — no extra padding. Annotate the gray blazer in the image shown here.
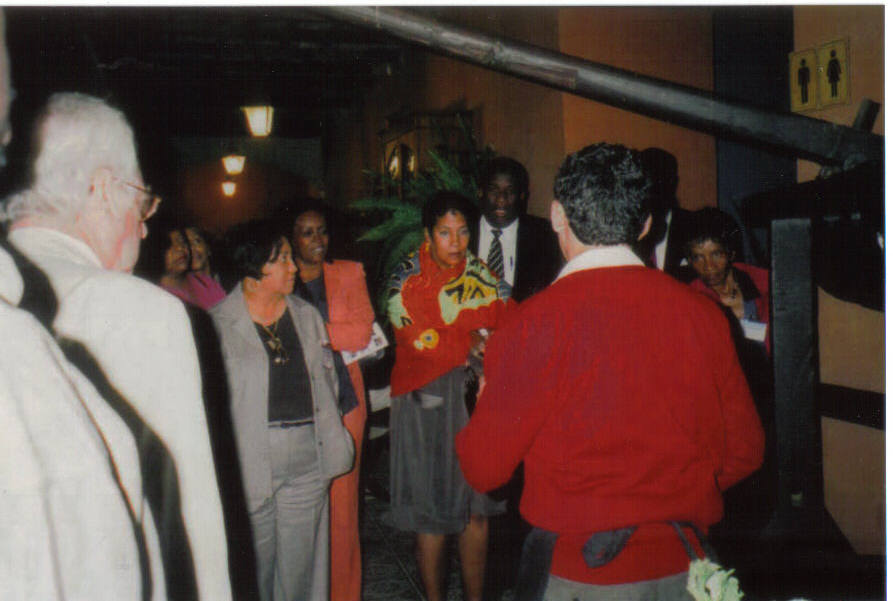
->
[211,285,354,512]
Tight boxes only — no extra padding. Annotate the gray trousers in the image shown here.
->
[251,425,329,601]
[543,572,689,601]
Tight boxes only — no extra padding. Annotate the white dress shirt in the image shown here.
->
[654,211,672,270]
[478,217,519,286]
[9,227,232,601]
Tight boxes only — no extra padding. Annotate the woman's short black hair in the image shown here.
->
[224,219,289,282]
[685,207,743,259]
[422,191,477,233]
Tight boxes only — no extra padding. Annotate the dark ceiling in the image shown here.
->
[5,7,407,139]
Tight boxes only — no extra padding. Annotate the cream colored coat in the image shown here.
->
[9,227,229,601]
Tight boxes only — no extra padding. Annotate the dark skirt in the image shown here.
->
[386,367,505,534]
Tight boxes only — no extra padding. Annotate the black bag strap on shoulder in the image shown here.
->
[515,522,715,601]
[670,521,717,561]
[581,526,638,568]
[514,527,559,601]
[514,525,639,601]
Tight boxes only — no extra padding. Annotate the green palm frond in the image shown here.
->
[427,151,471,195]
[349,197,407,213]
[347,117,495,317]
[357,205,421,242]
[376,229,425,313]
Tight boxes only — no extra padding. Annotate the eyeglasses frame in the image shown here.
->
[115,177,162,223]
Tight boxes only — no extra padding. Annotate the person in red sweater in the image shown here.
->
[456,143,764,601]
[387,191,513,601]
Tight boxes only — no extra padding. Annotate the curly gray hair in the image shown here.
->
[553,143,652,246]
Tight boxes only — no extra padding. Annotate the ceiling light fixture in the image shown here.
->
[222,154,246,175]
[222,181,236,197]
[241,105,274,137]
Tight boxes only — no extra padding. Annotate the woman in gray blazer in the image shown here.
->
[211,220,353,601]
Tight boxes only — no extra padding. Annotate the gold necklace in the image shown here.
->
[259,316,289,365]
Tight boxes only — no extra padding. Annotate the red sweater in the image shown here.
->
[456,266,764,584]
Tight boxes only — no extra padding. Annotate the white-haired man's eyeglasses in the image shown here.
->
[115,178,162,223]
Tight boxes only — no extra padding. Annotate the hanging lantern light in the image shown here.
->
[222,181,236,197]
[222,154,246,175]
[241,105,274,137]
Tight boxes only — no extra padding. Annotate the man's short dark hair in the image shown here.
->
[225,219,288,281]
[639,147,679,216]
[422,191,478,233]
[685,207,743,259]
[480,156,529,209]
[553,143,652,246]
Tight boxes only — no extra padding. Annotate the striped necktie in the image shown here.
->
[487,228,504,279]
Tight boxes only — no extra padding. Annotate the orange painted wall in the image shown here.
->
[333,9,564,218]
[343,7,719,215]
[793,7,884,397]
[794,5,884,182]
[557,7,717,211]
[412,7,565,218]
[793,5,884,556]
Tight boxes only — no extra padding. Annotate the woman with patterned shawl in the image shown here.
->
[386,191,514,601]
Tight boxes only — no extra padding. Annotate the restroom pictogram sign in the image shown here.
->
[789,48,817,112]
[817,39,849,108]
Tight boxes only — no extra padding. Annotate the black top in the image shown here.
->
[298,276,359,415]
[255,308,313,422]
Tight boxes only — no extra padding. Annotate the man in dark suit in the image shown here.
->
[472,156,563,302]
[635,147,697,282]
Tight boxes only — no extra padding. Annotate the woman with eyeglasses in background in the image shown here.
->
[210,219,354,601]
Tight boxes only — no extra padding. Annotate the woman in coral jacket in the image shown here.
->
[290,202,375,601]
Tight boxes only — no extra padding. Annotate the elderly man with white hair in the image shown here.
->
[5,92,233,601]
[0,12,165,600]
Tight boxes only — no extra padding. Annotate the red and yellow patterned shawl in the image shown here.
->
[387,241,513,396]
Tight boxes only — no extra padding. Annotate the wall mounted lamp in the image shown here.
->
[222,154,246,175]
[222,181,237,197]
[241,105,274,137]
